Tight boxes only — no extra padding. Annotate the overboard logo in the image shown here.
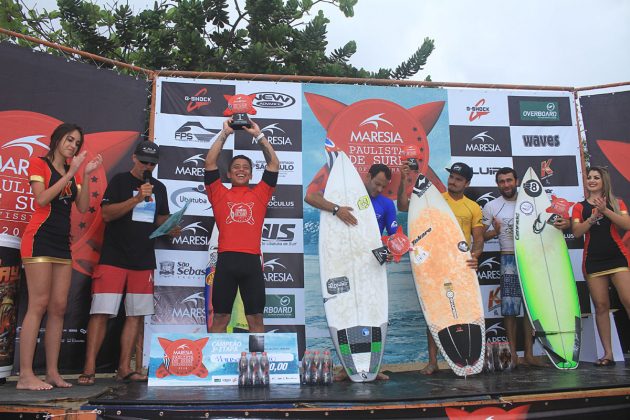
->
[520,101,559,122]
[264,294,295,319]
[253,92,296,109]
[174,122,219,144]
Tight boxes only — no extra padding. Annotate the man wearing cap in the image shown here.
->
[482,167,569,368]
[78,141,178,385]
[398,161,484,375]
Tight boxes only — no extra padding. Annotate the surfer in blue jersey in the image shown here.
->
[482,167,569,369]
[398,161,484,375]
[305,162,397,381]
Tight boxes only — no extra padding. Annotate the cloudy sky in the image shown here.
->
[22,0,630,88]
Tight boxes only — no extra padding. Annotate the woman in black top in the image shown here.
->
[572,166,630,367]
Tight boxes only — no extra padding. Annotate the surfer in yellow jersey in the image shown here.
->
[398,161,484,375]
[482,167,570,368]
[305,163,397,381]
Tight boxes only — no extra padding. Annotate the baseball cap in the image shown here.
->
[134,141,159,163]
[446,162,473,182]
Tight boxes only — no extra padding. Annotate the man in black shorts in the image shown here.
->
[204,118,279,333]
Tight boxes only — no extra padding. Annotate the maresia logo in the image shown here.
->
[161,82,234,116]
[304,93,447,198]
[234,119,302,152]
[262,252,304,288]
[449,126,511,157]
[156,215,214,251]
[253,92,296,109]
[508,96,572,126]
[157,146,231,183]
[477,253,501,284]
[466,98,490,122]
[152,286,206,325]
[174,121,220,143]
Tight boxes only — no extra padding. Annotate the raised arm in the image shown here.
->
[205,119,234,171]
[244,120,279,172]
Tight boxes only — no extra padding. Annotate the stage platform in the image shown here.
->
[1,363,629,419]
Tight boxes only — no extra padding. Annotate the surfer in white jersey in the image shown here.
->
[398,161,484,375]
[482,167,569,368]
[305,162,397,381]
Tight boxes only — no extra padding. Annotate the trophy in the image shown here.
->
[403,145,420,170]
[223,94,257,129]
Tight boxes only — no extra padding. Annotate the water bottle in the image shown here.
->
[484,343,494,373]
[260,351,270,386]
[499,341,512,371]
[322,350,332,384]
[238,351,248,386]
[301,350,312,385]
[311,350,321,384]
[248,352,260,386]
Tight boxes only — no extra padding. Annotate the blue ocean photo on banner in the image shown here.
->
[301,83,451,364]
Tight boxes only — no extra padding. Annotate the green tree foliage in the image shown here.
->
[1,0,435,79]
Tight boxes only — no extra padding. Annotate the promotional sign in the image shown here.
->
[148,333,299,386]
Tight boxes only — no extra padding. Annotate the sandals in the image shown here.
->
[594,358,616,367]
[115,371,148,383]
[77,373,96,386]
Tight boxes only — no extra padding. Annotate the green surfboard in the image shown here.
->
[514,167,581,369]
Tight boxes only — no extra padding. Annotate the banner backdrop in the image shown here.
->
[578,87,630,353]
[148,77,305,363]
[0,42,148,373]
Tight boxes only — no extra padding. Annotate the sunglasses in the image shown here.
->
[139,160,157,166]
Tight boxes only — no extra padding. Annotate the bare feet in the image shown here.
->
[45,374,73,388]
[376,371,390,380]
[520,356,546,367]
[419,363,439,375]
[16,375,53,391]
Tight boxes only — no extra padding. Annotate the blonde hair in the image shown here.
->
[586,166,620,214]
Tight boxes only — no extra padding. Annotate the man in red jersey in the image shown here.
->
[204,118,279,333]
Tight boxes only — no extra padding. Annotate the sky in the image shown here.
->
[20,0,630,88]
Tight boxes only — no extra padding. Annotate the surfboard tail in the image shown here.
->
[330,323,388,382]
[433,319,485,376]
[533,317,581,369]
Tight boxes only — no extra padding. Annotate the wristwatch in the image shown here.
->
[332,205,340,216]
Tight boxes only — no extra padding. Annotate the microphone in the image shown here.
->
[143,170,151,202]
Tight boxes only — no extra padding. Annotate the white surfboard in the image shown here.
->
[408,173,485,376]
[319,152,388,382]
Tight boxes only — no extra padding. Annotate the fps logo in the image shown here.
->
[174,122,219,143]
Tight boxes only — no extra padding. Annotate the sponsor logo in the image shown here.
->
[155,337,209,378]
[172,221,210,247]
[153,287,207,324]
[253,92,296,109]
[185,88,212,112]
[477,255,501,282]
[457,241,469,252]
[260,123,293,146]
[351,113,403,144]
[235,119,302,152]
[169,185,210,210]
[487,286,501,314]
[173,153,206,178]
[486,321,508,340]
[326,276,350,295]
[262,223,295,243]
[522,134,560,147]
[514,213,520,240]
[520,100,559,122]
[226,202,255,225]
[444,282,458,318]
[467,98,490,122]
[264,294,295,319]
[262,255,299,286]
[449,126,512,157]
[475,191,498,207]
[174,122,219,143]
[159,260,206,277]
[412,175,432,198]
[540,159,553,180]
[264,185,303,218]
[467,131,501,153]
[473,167,500,176]
[519,201,534,215]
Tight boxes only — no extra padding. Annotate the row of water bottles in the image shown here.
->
[300,350,333,385]
[483,340,514,373]
[238,351,270,387]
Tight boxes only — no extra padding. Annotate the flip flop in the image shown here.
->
[116,371,148,383]
[77,373,95,386]
[594,358,616,367]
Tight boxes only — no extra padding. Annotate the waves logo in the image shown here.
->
[155,337,209,378]
[304,93,447,198]
[466,98,490,122]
